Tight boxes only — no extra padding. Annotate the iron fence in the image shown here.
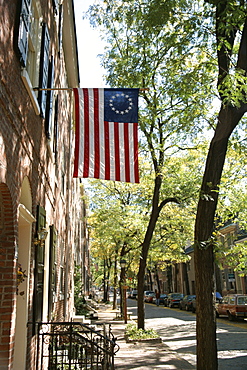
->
[35,321,119,370]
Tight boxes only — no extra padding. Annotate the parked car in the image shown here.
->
[216,294,247,321]
[159,294,168,305]
[144,291,155,303]
[179,295,196,311]
[130,290,138,299]
[191,292,222,313]
[164,293,184,308]
[215,291,223,302]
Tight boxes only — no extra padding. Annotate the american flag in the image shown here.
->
[73,88,139,183]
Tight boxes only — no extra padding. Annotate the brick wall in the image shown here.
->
[0,1,82,368]
[0,184,16,369]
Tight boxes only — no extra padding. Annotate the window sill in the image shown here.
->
[21,69,40,115]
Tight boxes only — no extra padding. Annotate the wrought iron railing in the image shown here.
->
[34,321,119,370]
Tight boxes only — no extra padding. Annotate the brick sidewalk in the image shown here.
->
[95,305,195,370]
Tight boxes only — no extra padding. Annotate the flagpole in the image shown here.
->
[33,87,149,91]
[33,87,73,91]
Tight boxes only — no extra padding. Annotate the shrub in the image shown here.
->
[125,323,159,340]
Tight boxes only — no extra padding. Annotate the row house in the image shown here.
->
[144,261,192,296]
[214,221,247,295]
[185,222,247,296]
[0,0,89,369]
[150,222,247,297]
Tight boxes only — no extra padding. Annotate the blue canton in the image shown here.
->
[104,88,139,123]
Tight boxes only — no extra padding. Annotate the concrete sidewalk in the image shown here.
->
[94,304,195,370]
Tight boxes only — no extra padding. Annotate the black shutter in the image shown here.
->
[38,24,50,118]
[45,56,55,138]
[53,96,59,162]
[33,206,46,329]
[36,205,46,234]
[17,0,32,67]
[52,0,59,15]
[48,225,57,320]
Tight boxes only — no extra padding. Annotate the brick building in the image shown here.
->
[0,0,89,369]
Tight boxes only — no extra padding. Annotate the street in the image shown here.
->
[126,298,247,369]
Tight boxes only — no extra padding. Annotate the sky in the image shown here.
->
[74,0,106,87]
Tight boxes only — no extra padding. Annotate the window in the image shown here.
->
[38,23,50,117]
[17,0,54,123]
[222,296,229,304]
[53,96,59,161]
[59,241,64,299]
[17,0,32,67]
[238,296,247,305]
[61,147,66,195]
[227,233,234,247]
[17,0,42,114]
[59,265,64,296]
[187,261,190,271]
[52,0,59,15]
[26,1,42,87]
[45,56,55,137]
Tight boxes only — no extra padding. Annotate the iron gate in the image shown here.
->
[35,321,119,370]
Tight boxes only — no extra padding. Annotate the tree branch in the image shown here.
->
[158,197,180,214]
[216,0,237,89]
[237,15,247,72]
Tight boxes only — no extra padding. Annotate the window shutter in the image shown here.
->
[36,205,46,234]
[17,0,32,67]
[52,0,59,15]
[38,24,50,118]
[33,206,46,327]
[48,225,57,320]
[53,96,59,162]
[45,56,55,138]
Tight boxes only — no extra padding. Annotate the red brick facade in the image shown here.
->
[0,1,88,369]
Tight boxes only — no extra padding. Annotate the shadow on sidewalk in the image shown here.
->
[93,304,195,370]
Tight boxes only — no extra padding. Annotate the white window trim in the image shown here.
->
[21,69,40,115]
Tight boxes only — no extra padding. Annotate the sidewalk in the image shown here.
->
[95,304,195,370]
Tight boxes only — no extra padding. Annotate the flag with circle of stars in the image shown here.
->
[73,88,140,183]
[104,88,138,123]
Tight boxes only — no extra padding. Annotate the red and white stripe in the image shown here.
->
[73,88,139,183]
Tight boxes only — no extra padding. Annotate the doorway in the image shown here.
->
[13,178,35,370]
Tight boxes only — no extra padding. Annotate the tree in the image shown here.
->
[86,3,247,368]
[86,0,215,330]
[88,183,142,309]
[88,146,206,326]
[194,1,247,368]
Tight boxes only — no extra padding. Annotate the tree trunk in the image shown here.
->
[119,266,125,316]
[174,263,178,292]
[155,265,161,293]
[194,104,246,370]
[194,241,217,370]
[103,259,107,302]
[167,265,172,293]
[137,176,162,329]
[182,262,190,295]
[113,256,118,310]
[137,175,180,329]
[148,268,153,290]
